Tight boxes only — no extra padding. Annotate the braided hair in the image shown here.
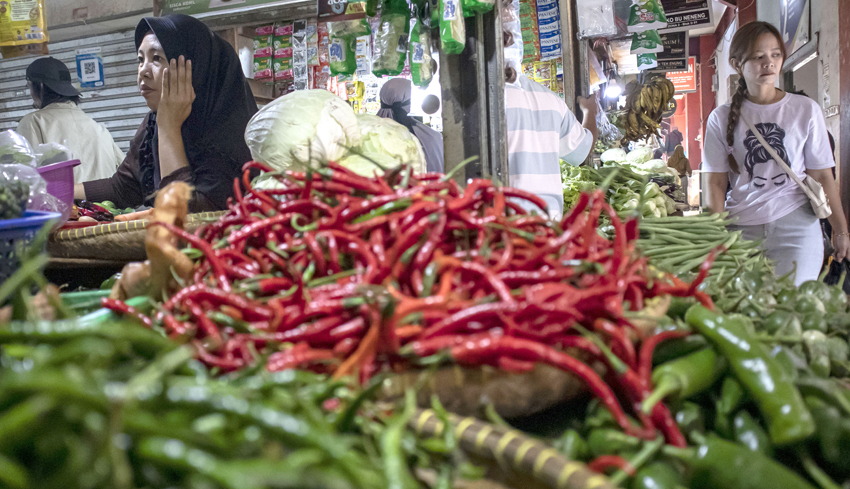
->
[724,21,787,174]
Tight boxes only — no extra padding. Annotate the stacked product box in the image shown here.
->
[253,24,274,81]
[536,0,561,61]
[273,21,294,94]
[519,0,540,63]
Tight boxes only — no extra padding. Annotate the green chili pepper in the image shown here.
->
[100,272,121,290]
[642,348,726,414]
[352,198,413,224]
[651,334,709,365]
[663,434,817,489]
[805,396,850,478]
[0,395,55,450]
[630,461,681,489]
[715,377,746,438]
[674,401,705,436]
[553,429,590,461]
[419,262,438,298]
[0,453,28,489]
[381,390,418,489]
[666,296,697,320]
[796,376,850,417]
[732,410,772,456]
[587,428,642,457]
[685,305,815,446]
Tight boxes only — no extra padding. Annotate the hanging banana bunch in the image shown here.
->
[620,76,675,144]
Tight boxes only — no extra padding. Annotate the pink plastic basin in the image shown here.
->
[37,159,80,209]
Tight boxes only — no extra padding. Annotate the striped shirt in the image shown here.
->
[505,75,593,220]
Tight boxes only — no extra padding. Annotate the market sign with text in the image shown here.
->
[655,31,688,72]
[666,57,696,93]
[161,0,315,17]
[659,0,714,33]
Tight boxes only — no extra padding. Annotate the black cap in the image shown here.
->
[26,57,81,97]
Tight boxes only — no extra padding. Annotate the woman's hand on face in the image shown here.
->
[157,56,194,132]
[833,234,850,263]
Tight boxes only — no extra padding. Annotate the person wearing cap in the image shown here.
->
[16,57,125,183]
[73,14,257,212]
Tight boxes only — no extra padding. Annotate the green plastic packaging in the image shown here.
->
[628,0,668,33]
[440,0,466,54]
[372,0,411,76]
[630,29,663,54]
[409,15,433,87]
[462,0,494,16]
[636,53,658,71]
[328,20,371,76]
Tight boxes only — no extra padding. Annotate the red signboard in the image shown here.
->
[666,57,697,93]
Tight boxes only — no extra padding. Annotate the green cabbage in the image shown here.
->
[600,148,627,164]
[339,115,426,177]
[626,147,653,165]
[244,90,361,171]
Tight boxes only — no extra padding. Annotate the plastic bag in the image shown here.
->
[576,0,616,39]
[372,0,411,76]
[440,0,466,54]
[0,130,36,167]
[35,142,73,167]
[0,0,48,47]
[0,164,67,221]
[630,29,663,54]
[328,20,370,76]
[628,0,667,33]
[637,53,658,71]
[409,14,433,87]
[463,0,495,17]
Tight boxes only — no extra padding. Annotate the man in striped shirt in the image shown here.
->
[505,74,598,221]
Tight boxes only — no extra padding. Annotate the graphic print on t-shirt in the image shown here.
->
[742,122,790,190]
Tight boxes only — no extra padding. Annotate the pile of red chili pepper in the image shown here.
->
[103,160,715,446]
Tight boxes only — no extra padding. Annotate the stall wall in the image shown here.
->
[714,18,737,108]
[0,31,147,153]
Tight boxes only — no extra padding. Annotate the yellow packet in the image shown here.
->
[0,0,49,47]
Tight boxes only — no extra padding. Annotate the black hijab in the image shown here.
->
[135,14,257,210]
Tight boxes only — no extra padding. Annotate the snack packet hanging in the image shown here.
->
[630,29,663,54]
[0,0,48,47]
[636,53,658,71]
[440,0,466,54]
[462,0,495,17]
[409,14,433,87]
[328,20,371,76]
[628,0,667,33]
[372,0,411,76]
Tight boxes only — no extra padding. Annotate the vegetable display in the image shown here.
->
[561,162,678,218]
[0,179,29,220]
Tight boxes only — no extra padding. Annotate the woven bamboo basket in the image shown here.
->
[47,211,226,262]
[411,409,616,489]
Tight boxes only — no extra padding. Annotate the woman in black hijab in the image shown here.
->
[75,14,258,212]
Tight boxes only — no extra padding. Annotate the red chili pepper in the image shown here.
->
[587,455,635,476]
[101,298,153,328]
[267,345,335,372]
[638,330,690,386]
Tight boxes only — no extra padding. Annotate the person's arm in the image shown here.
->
[73,183,86,200]
[808,168,850,261]
[156,56,195,178]
[704,172,728,214]
[576,94,599,150]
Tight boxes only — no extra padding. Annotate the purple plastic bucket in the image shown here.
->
[37,159,80,209]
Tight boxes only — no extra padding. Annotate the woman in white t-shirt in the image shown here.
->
[702,21,849,285]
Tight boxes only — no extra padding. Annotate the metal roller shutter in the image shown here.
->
[0,30,146,154]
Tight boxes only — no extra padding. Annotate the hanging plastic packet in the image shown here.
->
[636,53,658,71]
[630,29,663,54]
[576,0,616,38]
[440,0,466,54]
[328,20,371,76]
[0,0,48,47]
[628,0,667,33]
[409,13,433,87]
[462,0,495,17]
[372,0,411,76]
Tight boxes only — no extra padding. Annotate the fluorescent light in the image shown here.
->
[605,79,622,99]
[792,52,818,72]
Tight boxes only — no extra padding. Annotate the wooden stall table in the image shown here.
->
[46,212,225,289]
